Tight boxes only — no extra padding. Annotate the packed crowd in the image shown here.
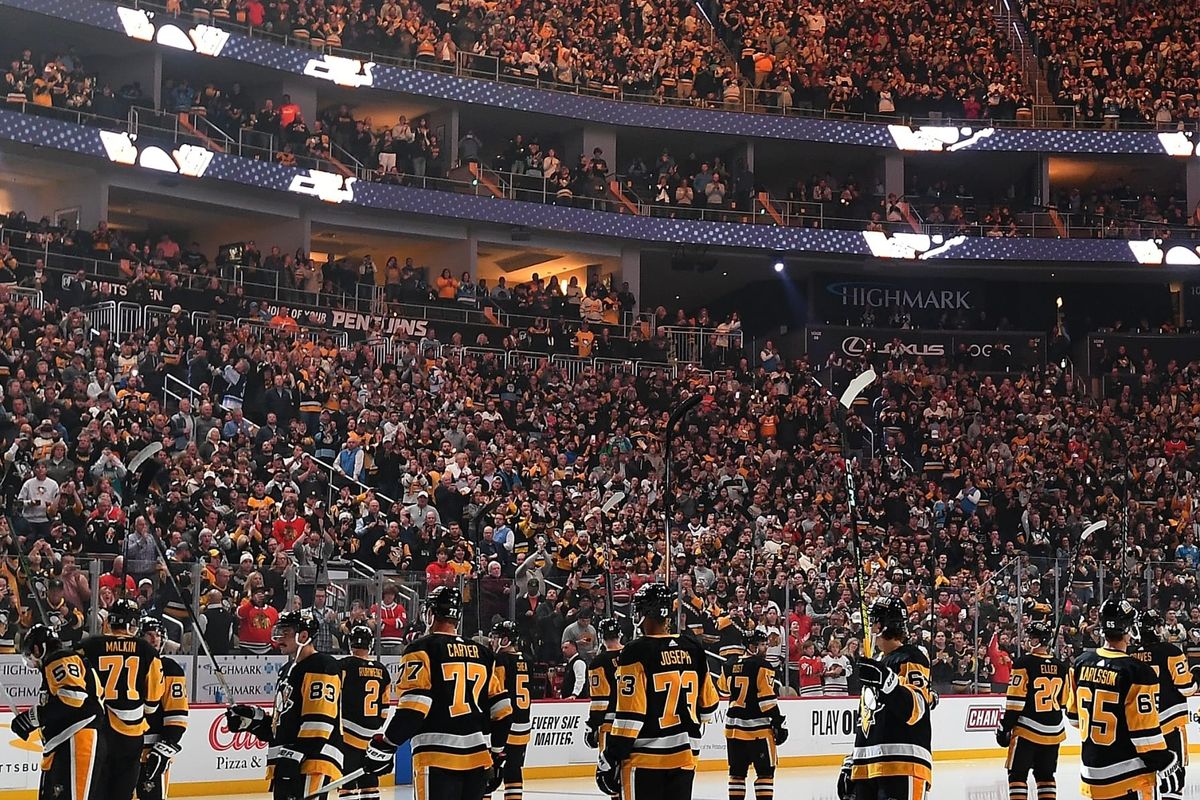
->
[1024,0,1200,128]
[1,232,1199,697]
[3,46,146,119]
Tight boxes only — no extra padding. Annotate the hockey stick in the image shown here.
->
[146,521,236,703]
[301,768,366,800]
[1051,519,1107,652]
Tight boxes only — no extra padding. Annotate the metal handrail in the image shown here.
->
[116,0,1200,135]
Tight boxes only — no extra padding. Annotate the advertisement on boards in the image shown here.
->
[805,326,1046,372]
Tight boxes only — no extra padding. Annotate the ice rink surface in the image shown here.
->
[187,757,1186,800]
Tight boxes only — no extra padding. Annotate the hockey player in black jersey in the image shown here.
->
[726,628,788,800]
[13,624,107,800]
[361,586,512,800]
[585,618,624,754]
[339,625,393,800]
[488,620,531,800]
[78,598,164,800]
[995,622,1067,800]
[138,617,189,800]
[225,609,344,800]
[598,583,719,800]
[838,596,932,800]
[1132,609,1195,800]
[1067,598,1178,800]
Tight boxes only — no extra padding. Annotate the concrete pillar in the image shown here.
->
[92,51,161,109]
[619,245,641,313]
[1037,155,1051,207]
[563,125,617,171]
[427,106,459,167]
[883,153,904,199]
[1188,159,1200,217]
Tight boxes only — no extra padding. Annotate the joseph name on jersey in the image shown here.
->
[77,634,164,736]
[270,651,344,779]
[494,649,532,746]
[1004,653,1068,745]
[1132,641,1196,733]
[851,644,933,784]
[340,656,393,750]
[387,632,512,771]
[145,656,189,747]
[37,650,104,752]
[587,649,620,735]
[607,634,720,770]
[1067,647,1169,799]
[725,653,781,741]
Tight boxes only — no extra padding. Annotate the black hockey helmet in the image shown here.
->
[273,609,320,642]
[22,623,61,668]
[139,616,166,637]
[1137,609,1165,645]
[1025,621,1053,647]
[1099,597,1138,638]
[744,627,770,648]
[489,619,519,643]
[426,585,462,622]
[347,624,374,651]
[108,598,141,631]
[869,596,908,638]
[597,618,623,642]
[632,583,673,621]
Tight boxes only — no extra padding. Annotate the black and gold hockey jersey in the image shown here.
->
[587,648,621,735]
[607,634,720,770]
[850,644,933,784]
[494,649,531,747]
[77,633,164,737]
[37,648,104,753]
[339,655,393,750]
[269,651,344,780]
[384,632,513,771]
[1003,653,1069,745]
[717,621,746,666]
[145,656,189,747]
[724,652,782,742]
[1067,647,1170,799]
[1132,641,1196,735]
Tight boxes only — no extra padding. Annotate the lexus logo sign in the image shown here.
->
[841,337,945,358]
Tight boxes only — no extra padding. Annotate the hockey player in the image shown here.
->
[995,622,1067,800]
[1067,598,1179,800]
[12,623,107,800]
[726,628,788,800]
[339,624,393,800]
[837,596,933,800]
[78,598,165,800]
[598,583,720,800]
[138,617,189,800]
[488,620,531,800]
[225,609,344,800]
[1132,609,1194,800]
[361,586,512,800]
[585,618,624,752]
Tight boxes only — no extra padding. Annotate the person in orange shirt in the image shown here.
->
[435,268,458,300]
[573,321,596,357]
[759,409,778,438]
[270,306,299,331]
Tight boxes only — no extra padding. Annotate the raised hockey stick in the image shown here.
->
[301,768,366,800]
[1051,519,1107,652]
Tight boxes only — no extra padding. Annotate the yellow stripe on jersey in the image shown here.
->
[1125,682,1166,754]
[1007,668,1029,712]
[589,664,613,713]
[898,662,932,727]
[756,666,777,713]
[299,673,341,738]
[488,666,512,721]
[46,655,91,707]
[1168,654,1195,695]
[162,674,189,730]
[610,661,648,739]
[398,650,433,692]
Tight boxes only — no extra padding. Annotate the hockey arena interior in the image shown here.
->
[4,0,1200,799]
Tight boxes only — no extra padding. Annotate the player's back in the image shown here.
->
[588,648,620,731]
[852,643,932,783]
[494,649,531,746]
[1069,647,1165,797]
[725,652,778,741]
[39,648,104,748]
[1132,641,1195,733]
[273,650,344,778]
[1006,652,1067,744]
[145,656,189,746]
[398,632,506,771]
[78,633,164,736]
[610,634,719,770]
[339,655,392,750]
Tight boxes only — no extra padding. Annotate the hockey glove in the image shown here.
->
[363,734,398,777]
[995,727,1012,748]
[224,704,265,733]
[596,752,622,797]
[485,749,505,794]
[584,726,600,749]
[11,708,37,741]
[855,659,899,694]
[1158,751,1183,796]
[837,755,854,800]
[142,742,180,783]
[772,720,789,746]
[272,747,304,781]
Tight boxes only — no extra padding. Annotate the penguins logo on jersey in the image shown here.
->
[272,682,294,736]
